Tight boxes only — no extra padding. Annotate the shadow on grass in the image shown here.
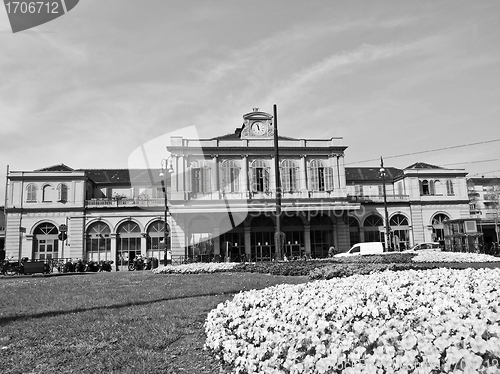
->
[0,289,242,326]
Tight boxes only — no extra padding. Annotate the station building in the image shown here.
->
[3,109,473,267]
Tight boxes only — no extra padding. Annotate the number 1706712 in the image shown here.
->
[5,1,60,14]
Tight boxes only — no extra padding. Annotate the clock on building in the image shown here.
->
[251,121,266,136]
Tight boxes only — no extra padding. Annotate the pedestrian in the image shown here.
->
[328,245,335,258]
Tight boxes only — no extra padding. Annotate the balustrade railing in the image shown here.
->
[347,195,410,203]
[85,197,164,208]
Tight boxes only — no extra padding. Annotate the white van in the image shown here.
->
[333,242,384,257]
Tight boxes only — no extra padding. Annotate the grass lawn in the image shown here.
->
[0,271,308,374]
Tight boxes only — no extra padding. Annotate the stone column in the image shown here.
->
[141,233,147,257]
[244,226,251,259]
[212,154,219,195]
[179,155,185,194]
[304,224,311,257]
[338,155,346,190]
[171,155,178,192]
[332,216,338,248]
[332,154,340,191]
[213,227,220,260]
[110,233,117,271]
[300,155,307,196]
[242,155,249,195]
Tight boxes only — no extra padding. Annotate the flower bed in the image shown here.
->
[205,268,500,373]
[412,251,500,263]
[151,262,242,274]
[308,263,437,280]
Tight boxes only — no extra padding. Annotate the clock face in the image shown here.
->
[251,121,266,136]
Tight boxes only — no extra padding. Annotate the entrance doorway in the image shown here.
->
[33,223,58,260]
[117,221,142,271]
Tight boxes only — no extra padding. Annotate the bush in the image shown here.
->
[309,262,436,280]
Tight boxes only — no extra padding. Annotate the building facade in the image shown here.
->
[467,177,500,251]
[3,109,475,266]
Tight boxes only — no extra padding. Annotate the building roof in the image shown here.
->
[35,163,74,172]
[345,167,402,182]
[468,177,500,186]
[81,169,166,185]
[404,162,444,170]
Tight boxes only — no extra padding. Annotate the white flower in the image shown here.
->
[204,268,500,374]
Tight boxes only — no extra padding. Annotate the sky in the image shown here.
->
[1,0,500,201]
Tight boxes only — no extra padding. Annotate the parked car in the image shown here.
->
[334,242,384,257]
[404,242,441,252]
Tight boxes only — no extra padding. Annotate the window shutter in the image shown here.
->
[250,168,257,192]
[447,180,454,195]
[203,167,211,193]
[186,168,192,193]
[310,162,318,191]
[292,166,298,191]
[233,167,240,192]
[419,180,423,196]
[264,167,270,192]
[430,180,435,195]
[325,167,333,191]
[220,163,226,192]
[280,167,288,192]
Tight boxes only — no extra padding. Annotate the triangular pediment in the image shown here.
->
[35,163,74,172]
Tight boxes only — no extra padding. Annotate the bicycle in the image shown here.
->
[0,260,21,276]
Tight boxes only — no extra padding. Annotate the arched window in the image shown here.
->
[58,183,69,202]
[432,213,450,241]
[429,180,435,195]
[26,184,37,202]
[187,160,211,194]
[434,180,443,195]
[42,185,52,202]
[117,221,142,268]
[147,220,169,259]
[363,215,383,242]
[86,222,111,261]
[280,159,298,192]
[33,222,58,260]
[389,214,409,226]
[446,180,454,195]
[389,214,410,250]
[250,159,269,193]
[220,160,240,193]
[349,216,360,246]
[309,160,333,192]
[421,180,430,195]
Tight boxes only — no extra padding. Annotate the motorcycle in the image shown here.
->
[1,259,19,276]
[64,260,74,273]
[74,259,86,273]
[85,260,100,272]
[98,260,113,272]
[128,255,145,271]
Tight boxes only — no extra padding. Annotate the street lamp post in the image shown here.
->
[380,157,391,252]
[159,158,173,265]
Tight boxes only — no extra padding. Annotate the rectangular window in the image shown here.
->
[318,167,325,191]
[256,168,265,192]
[192,169,201,193]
